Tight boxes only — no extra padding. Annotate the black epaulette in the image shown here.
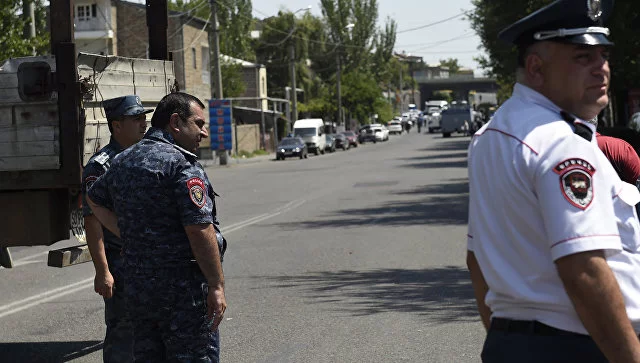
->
[561,111,593,141]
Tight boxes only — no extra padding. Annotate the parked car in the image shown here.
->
[341,131,358,148]
[332,133,349,150]
[358,125,377,144]
[388,120,403,135]
[325,134,337,153]
[276,137,308,160]
[372,125,390,141]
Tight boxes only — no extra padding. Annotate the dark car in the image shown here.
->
[325,134,336,153]
[276,137,308,160]
[332,133,349,150]
[341,131,358,148]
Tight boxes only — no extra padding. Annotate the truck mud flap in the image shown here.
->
[48,244,92,268]
[0,247,12,268]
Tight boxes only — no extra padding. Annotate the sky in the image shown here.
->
[253,0,487,76]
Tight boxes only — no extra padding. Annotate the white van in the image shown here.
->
[293,118,327,155]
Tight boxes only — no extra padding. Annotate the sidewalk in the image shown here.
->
[199,153,275,168]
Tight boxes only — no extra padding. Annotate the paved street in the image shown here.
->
[0,131,484,362]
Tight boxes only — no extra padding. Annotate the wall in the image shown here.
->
[115,2,147,58]
[233,124,260,154]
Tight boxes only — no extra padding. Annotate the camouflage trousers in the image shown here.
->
[104,248,134,362]
[124,265,220,362]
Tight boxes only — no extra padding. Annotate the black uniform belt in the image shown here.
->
[490,318,588,337]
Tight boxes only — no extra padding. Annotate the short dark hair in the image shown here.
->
[151,92,205,128]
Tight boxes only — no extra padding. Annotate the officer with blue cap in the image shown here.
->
[82,95,152,362]
[467,1,640,362]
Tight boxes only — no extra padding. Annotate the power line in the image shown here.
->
[396,12,468,34]
[399,33,477,54]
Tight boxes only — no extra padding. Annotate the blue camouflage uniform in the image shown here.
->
[88,126,226,362]
[82,138,134,363]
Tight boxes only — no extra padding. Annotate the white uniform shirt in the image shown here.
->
[467,83,640,334]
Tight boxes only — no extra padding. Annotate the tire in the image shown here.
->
[299,152,303,159]
[304,152,308,159]
[443,132,451,138]
[428,128,434,134]
[314,148,319,155]
[320,148,325,155]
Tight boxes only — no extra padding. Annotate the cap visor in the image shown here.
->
[123,107,154,116]
[556,33,614,46]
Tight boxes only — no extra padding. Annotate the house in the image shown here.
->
[71,0,268,155]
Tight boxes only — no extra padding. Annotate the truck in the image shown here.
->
[0,1,175,268]
[440,102,472,138]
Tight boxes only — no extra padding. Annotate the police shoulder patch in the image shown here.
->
[186,177,206,208]
[84,175,98,191]
[553,158,596,210]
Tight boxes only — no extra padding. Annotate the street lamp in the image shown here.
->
[337,23,355,130]
[288,5,312,133]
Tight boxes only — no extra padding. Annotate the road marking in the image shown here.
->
[221,199,306,234]
[0,199,307,319]
[0,277,94,317]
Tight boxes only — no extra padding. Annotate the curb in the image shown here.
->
[200,154,275,168]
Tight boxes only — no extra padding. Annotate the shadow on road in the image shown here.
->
[419,139,470,152]
[402,151,468,162]
[394,179,469,196]
[275,193,468,229]
[0,340,103,362]
[401,159,468,169]
[265,267,477,323]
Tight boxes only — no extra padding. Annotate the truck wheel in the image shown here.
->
[314,148,319,155]
[428,128,434,134]
[443,132,451,138]
[320,148,325,155]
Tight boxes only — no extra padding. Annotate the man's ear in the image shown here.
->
[525,53,545,87]
[169,113,181,132]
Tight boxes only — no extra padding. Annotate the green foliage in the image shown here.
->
[220,61,245,98]
[439,58,461,74]
[432,91,452,103]
[0,0,49,60]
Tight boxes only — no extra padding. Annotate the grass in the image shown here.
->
[233,149,269,158]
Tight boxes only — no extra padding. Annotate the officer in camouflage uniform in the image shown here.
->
[82,95,152,363]
[87,92,227,362]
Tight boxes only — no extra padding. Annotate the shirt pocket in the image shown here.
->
[614,182,640,253]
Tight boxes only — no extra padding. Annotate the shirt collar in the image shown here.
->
[144,127,198,158]
[513,83,596,132]
[107,137,124,152]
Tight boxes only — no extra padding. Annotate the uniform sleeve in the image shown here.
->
[81,162,104,217]
[172,163,214,226]
[535,137,622,261]
[87,169,113,212]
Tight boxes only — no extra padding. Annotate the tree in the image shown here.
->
[169,0,253,97]
[439,58,461,74]
[0,0,48,60]
[468,0,640,119]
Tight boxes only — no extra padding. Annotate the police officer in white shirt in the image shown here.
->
[467,0,640,362]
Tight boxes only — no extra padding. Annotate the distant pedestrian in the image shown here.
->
[88,92,227,362]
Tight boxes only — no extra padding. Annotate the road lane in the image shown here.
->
[0,132,483,362]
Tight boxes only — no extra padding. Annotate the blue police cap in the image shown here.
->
[102,95,153,121]
[499,0,614,47]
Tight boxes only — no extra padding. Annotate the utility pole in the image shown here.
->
[210,0,223,100]
[209,0,227,164]
[336,51,342,129]
[23,0,36,55]
[398,66,403,113]
[289,43,297,132]
[147,0,168,60]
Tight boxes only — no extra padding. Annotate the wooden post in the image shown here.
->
[146,0,168,60]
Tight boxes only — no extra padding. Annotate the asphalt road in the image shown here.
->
[0,131,484,362]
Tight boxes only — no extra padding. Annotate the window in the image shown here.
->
[75,4,95,21]
[192,48,197,69]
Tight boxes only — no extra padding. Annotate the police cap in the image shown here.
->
[498,0,615,48]
[103,95,153,121]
